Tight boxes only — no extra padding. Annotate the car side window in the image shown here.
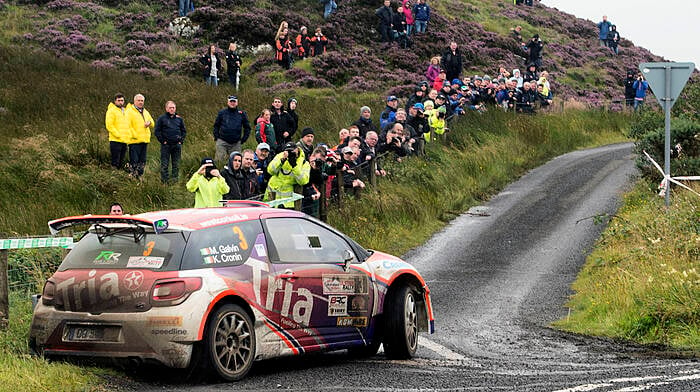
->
[181,220,262,270]
[265,218,354,264]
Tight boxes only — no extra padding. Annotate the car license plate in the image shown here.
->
[68,326,104,341]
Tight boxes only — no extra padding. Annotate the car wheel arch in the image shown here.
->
[198,293,256,341]
[385,274,429,333]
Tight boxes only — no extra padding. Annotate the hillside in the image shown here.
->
[0,0,664,103]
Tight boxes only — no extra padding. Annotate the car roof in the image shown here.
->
[136,207,305,230]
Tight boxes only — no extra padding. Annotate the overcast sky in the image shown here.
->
[540,0,699,69]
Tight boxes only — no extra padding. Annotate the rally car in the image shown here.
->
[29,202,435,381]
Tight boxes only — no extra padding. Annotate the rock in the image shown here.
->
[168,17,199,38]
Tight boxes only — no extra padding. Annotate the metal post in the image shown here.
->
[0,249,9,330]
[664,65,672,207]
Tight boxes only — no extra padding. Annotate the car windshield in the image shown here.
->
[58,229,186,271]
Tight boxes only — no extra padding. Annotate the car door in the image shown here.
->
[262,216,373,350]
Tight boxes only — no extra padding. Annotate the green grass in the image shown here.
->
[555,181,700,352]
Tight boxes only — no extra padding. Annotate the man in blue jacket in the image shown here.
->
[632,73,649,111]
[154,100,187,184]
[597,16,612,47]
[413,0,430,34]
[213,95,251,162]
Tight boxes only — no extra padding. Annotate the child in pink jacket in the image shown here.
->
[402,0,415,35]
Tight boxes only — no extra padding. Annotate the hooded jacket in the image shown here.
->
[265,149,310,208]
[221,152,247,200]
[255,116,277,152]
[126,103,154,144]
[105,102,131,144]
[186,172,230,208]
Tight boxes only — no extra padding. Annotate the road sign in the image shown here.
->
[638,62,696,206]
[639,62,695,110]
[0,237,73,250]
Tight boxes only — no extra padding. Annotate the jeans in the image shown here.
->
[160,143,182,183]
[415,20,427,33]
[109,141,128,169]
[324,0,337,19]
[215,139,241,163]
[633,99,644,111]
[178,0,191,16]
[599,39,608,47]
[128,143,147,178]
[406,24,413,36]
[206,75,218,86]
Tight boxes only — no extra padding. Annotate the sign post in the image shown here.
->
[639,62,695,206]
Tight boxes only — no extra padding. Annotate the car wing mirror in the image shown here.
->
[342,249,355,271]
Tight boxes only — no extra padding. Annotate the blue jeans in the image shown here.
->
[178,0,191,16]
[324,0,337,19]
[206,75,218,86]
[633,99,644,111]
[160,143,182,183]
[415,20,427,33]
[128,143,148,178]
[406,24,413,36]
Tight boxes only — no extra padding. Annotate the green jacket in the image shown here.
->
[186,173,230,208]
[264,150,310,208]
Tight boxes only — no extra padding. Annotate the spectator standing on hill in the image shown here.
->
[339,146,365,191]
[425,56,440,84]
[178,0,192,17]
[413,0,430,34]
[322,0,337,20]
[270,97,296,149]
[597,16,612,48]
[525,34,544,68]
[105,93,131,169]
[126,94,154,179]
[255,108,277,152]
[265,142,310,208]
[407,103,427,154]
[242,149,260,197]
[295,26,311,59]
[376,0,394,43]
[441,42,463,82]
[607,25,620,55]
[353,106,378,137]
[523,63,539,84]
[221,151,247,200]
[310,28,328,56]
[511,25,523,43]
[109,202,124,215]
[154,100,186,184]
[405,86,424,111]
[624,70,636,108]
[287,98,299,132]
[297,127,315,159]
[213,95,251,162]
[276,28,293,69]
[254,143,272,193]
[380,96,399,131]
[186,157,229,208]
[512,68,523,88]
[633,73,649,111]
[393,5,409,46]
[200,44,222,86]
[225,43,242,90]
[402,0,414,36]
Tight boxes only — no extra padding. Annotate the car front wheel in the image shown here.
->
[383,285,419,359]
[205,303,256,381]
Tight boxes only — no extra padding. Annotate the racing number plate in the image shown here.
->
[63,324,121,342]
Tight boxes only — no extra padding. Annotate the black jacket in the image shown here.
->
[213,108,251,144]
[154,113,186,144]
[526,39,544,62]
[392,12,406,33]
[271,108,297,147]
[441,48,463,78]
[407,114,428,138]
[352,117,378,138]
[199,53,222,77]
[375,5,393,26]
[225,50,242,73]
[624,76,636,99]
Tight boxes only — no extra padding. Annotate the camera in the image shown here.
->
[314,158,324,168]
[437,111,445,119]
[391,136,401,144]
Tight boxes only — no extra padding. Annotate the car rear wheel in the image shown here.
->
[205,304,256,381]
[383,285,419,359]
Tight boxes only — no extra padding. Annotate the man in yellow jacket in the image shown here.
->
[126,93,154,178]
[186,158,230,208]
[264,142,310,208]
[104,93,131,169]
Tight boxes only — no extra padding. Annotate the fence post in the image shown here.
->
[336,165,344,209]
[0,249,8,330]
[369,157,377,188]
[319,177,327,222]
[559,100,564,113]
[293,185,302,211]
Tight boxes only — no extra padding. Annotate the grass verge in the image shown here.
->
[555,180,700,353]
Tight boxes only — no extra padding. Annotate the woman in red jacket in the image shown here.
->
[276,28,293,69]
[310,27,328,57]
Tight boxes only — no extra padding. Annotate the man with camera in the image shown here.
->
[632,73,649,111]
[265,142,310,208]
[525,34,544,68]
[302,147,336,217]
[186,157,230,208]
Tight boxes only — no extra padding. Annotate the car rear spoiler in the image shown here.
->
[48,215,176,235]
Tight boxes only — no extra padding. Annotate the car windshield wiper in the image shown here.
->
[94,224,146,243]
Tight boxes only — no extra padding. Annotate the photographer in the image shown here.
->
[632,73,649,111]
[378,123,409,159]
[264,142,310,208]
[186,157,230,208]
[525,34,544,68]
[302,148,336,217]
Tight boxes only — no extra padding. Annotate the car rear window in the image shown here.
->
[58,231,186,271]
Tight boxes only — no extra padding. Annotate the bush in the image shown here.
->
[634,118,700,179]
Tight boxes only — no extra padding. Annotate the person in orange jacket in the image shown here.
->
[295,26,311,59]
[310,27,328,56]
[275,28,293,69]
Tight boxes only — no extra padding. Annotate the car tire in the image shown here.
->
[204,303,256,381]
[348,338,382,358]
[383,285,419,359]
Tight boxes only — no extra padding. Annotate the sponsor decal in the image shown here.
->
[381,260,409,270]
[254,243,267,257]
[199,215,248,228]
[151,328,188,335]
[147,316,183,327]
[200,244,243,264]
[322,274,368,295]
[349,295,368,312]
[55,270,120,310]
[93,250,121,265]
[127,256,164,269]
[336,316,368,328]
[327,295,348,316]
[123,270,144,291]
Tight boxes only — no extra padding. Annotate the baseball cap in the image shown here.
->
[201,157,214,166]
[341,146,353,155]
[256,142,270,151]
[413,102,424,111]
[227,95,238,102]
[436,94,446,100]
[387,95,398,102]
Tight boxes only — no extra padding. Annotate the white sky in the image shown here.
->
[540,0,699,68]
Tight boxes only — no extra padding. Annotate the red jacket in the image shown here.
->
[310,35,328,56]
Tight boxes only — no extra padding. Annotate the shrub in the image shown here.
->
[634,118,700,179]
